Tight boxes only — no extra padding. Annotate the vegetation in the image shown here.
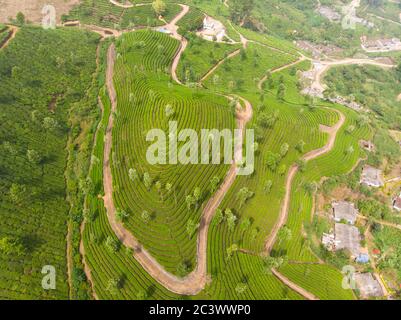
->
[66,0,181,29]
[0,26,98,299]
[178,34,241,83]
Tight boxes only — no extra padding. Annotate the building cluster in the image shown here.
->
[296,40,342,59]
[322,201,369,263]
[197,16,228,42]
[360,36,401,53]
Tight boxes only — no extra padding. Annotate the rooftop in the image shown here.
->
[332,201,358,224]
[360,165,384,187]
[334,223,361,257]
[354,273,384,298]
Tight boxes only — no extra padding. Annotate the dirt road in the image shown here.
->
[258,55,306,90]
[109,0,134,8]
[271,268,319,300]
[164,4,189,84]
[265,109,345,253]
[312,58,396,93]
[199,49,241,82]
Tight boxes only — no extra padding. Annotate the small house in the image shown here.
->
[332,201,358,225]
[354,273,384,298]
[360,165,384,188]
[334,223,362,258]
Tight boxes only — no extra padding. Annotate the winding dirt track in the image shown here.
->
[271,269,319,300]
[265,109,346,253]
[167,4,189,84]
[257,55,306,90]
[199,48,241,82]
[312,59,396,93]
[109,0,134,8]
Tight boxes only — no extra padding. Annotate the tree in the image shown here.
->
[16,12,25,26]
[278,164,287,176]
[72,267,87,287]
[27,149,42,164]
[277,83,286,100]
[263,180,273,194]
[346,125,355,134]
[210,176,220,194]
[143,172,153,190]
[262,71,272,90]
[250,228,259,240]
[141,210,151,224]
[345,146,354,155]
[296,159,306,172]
[277,226,292,247]
[155,181,162,199]
[83,208,96,222]
[152,0,166,16]
[128,168,139,182]
[303,181,317,195]
[225,209,237,232]
[226,243,238,259]
[9,183,26,205]
[396,61,401,82]
[236,187,254,208]
[263,255,287,274]
[0,236,25,256]
[240,217,252,231]
[295,140,305,153]
[186,195,196,210]
[79,177,94,195]
[235,283,248,295]
[165,104,175,118]
[214,209,224,225]
[106,278,120,295]
[42,117,59,131]
[266,152,280,171]
[186,219,199,239]
[176,261,190,277]
[229,0,254,25]
[116,209,129,222]
[193,187,202,203]
[280,143,289,158]
[105,236,120,252]
[165,182,172,194]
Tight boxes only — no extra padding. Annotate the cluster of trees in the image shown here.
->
[265,141,292,174]
[229,0,255,25]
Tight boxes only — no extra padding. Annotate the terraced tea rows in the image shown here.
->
[0,27,98,299]
[67,0,181,29]
[111,30,235,274]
